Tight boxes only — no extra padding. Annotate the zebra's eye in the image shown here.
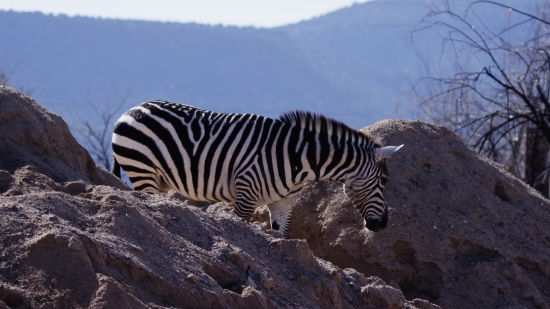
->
[380,176,388,186]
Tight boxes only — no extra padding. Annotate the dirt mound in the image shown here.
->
[0,86,125,190]
[0,88,437,308]
[270,120,550,309]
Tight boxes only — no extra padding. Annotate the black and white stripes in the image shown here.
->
[112,100,402,238]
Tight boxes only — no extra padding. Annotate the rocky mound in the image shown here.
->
[269,120,549,309]
[3,85,548,309]
[0,87,437,308]
[0,86,125,190]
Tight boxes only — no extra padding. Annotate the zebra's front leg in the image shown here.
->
[267,197,295,239]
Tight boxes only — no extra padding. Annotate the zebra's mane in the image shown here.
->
[279,110,377,145]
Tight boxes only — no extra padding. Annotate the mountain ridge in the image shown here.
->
[0,0,542,134]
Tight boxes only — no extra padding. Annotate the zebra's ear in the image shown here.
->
[375,144,404,160]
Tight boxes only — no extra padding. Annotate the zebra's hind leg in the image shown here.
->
[267,197,295,239]
[124,168,162,194]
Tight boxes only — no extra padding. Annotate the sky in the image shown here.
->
[0,0,371,27]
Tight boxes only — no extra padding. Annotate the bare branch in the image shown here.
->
[470,1,550,27]
[72,91,130,170]
[411,0,550,196]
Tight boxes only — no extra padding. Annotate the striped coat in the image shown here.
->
[112,101,402,238]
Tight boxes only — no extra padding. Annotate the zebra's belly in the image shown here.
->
[169,175,238,203]
[178,182,291,206]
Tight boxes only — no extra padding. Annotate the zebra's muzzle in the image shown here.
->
[365,209,388,232]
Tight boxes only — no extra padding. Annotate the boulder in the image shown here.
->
[283,120,550,309]
[0,86,125,189]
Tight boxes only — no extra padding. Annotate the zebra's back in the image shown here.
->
[112,100,293,203]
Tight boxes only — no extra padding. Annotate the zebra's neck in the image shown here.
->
[289,114,375,183]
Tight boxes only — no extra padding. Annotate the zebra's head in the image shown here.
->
[343,144,403,232]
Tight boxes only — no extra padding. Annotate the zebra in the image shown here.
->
[111,100,403,238]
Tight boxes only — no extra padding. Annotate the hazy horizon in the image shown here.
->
[0,0,372,27]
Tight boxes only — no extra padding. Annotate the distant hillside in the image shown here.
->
[279,0,541,119]
[0,0,543,132]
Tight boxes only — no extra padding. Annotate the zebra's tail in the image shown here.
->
[111,156,121,178]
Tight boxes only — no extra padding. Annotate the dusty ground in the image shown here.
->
[1,85,549,309]
[0,86,438,309]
